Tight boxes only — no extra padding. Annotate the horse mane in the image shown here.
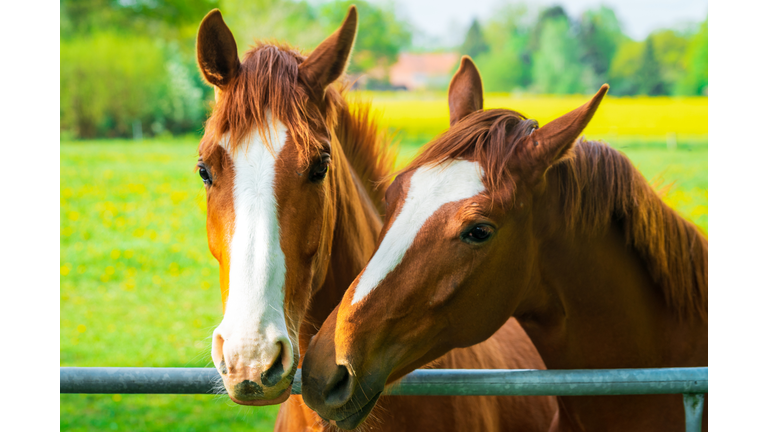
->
[335,97,397,212]
[202,41,395,209]
[405,109,708,319]
[553,139,708,319]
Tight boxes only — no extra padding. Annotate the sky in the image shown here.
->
[382,0,708,48]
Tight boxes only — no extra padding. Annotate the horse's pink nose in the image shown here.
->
[212,331,294,401]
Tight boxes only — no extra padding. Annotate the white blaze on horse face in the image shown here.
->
[213,121,294,374]
[351,160,485,305]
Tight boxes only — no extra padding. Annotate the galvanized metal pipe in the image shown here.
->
[60,366,707,396]
[387,367,707,396]
[683,393,706,432]
[61,367,221,395]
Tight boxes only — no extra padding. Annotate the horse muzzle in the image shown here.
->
[212,328,298,404]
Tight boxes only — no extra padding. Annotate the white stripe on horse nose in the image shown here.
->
[352,160,485,304]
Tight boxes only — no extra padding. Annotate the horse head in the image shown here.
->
[195,6,360,405]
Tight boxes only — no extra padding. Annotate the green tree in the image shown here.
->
[318,0,411,74]
[531,12,585,94]
[61,0,118,37]
[461,19,490,59]
[609,37,666,96]
[529,5,568,51]
[219,0,325,54]
[578,6,625,89]
[114,0,221,28]
[637,38,665,95]
[675,20,708,95]
[61,0,220,38]
[472,3,534,92]
[607,40,639,95]
[649,29,690,93]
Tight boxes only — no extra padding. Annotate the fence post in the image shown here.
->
[683,393,705,432]
[667,131,677,150]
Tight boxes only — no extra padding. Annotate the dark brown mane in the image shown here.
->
[406,108,707,319]
[201,41,395,208]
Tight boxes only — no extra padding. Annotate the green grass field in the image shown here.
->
[61,132,706,431]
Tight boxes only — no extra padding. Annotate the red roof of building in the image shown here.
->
[389,52,460,90]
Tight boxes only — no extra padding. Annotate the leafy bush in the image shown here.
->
[61,33,208,139]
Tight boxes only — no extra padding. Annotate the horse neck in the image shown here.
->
[298,132,383,356]
[516,194,708,372]
[287,161,382,432]
[519,221,708,432]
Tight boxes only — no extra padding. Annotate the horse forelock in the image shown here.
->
[401,109,534,207]
[203,41,326,168]
[200,41,395,212]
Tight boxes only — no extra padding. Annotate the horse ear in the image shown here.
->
[299,5,358,96]
[523,84,609,176]
[197,9,240,87]
[448,56,484,126]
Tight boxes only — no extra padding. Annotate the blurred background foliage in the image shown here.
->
[468,4,707,96]
[60,0,706,139]
[60,0,412,138]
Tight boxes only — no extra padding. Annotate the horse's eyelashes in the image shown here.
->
[198,164,213,186]
[310,153,331,183]
[462,224,494,244]
[314,164,328,178]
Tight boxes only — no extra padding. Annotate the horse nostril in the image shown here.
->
[218,359,228,375]
[261,342,286,387]
[324,364,354,407]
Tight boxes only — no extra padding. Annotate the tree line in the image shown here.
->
[60,1,706,139]
[461,5,707,96]
[60,0,410,139]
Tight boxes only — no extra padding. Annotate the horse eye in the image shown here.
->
[199,166,212,186]
[464,224,493,243]
[311,153,331,183]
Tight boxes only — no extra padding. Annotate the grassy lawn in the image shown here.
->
[61,103,706,431]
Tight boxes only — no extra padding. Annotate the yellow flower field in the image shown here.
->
[355,92,708,141]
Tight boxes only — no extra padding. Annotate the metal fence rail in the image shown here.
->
[61,367,707,431]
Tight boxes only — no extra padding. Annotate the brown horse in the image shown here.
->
[301,57,708,431]
[196,8,555,431]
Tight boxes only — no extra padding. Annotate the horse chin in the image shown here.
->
[228,386,292,406]
[332,391,382,430]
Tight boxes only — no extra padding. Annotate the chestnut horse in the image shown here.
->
[302,57,708,431]
[195,9,555,431]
